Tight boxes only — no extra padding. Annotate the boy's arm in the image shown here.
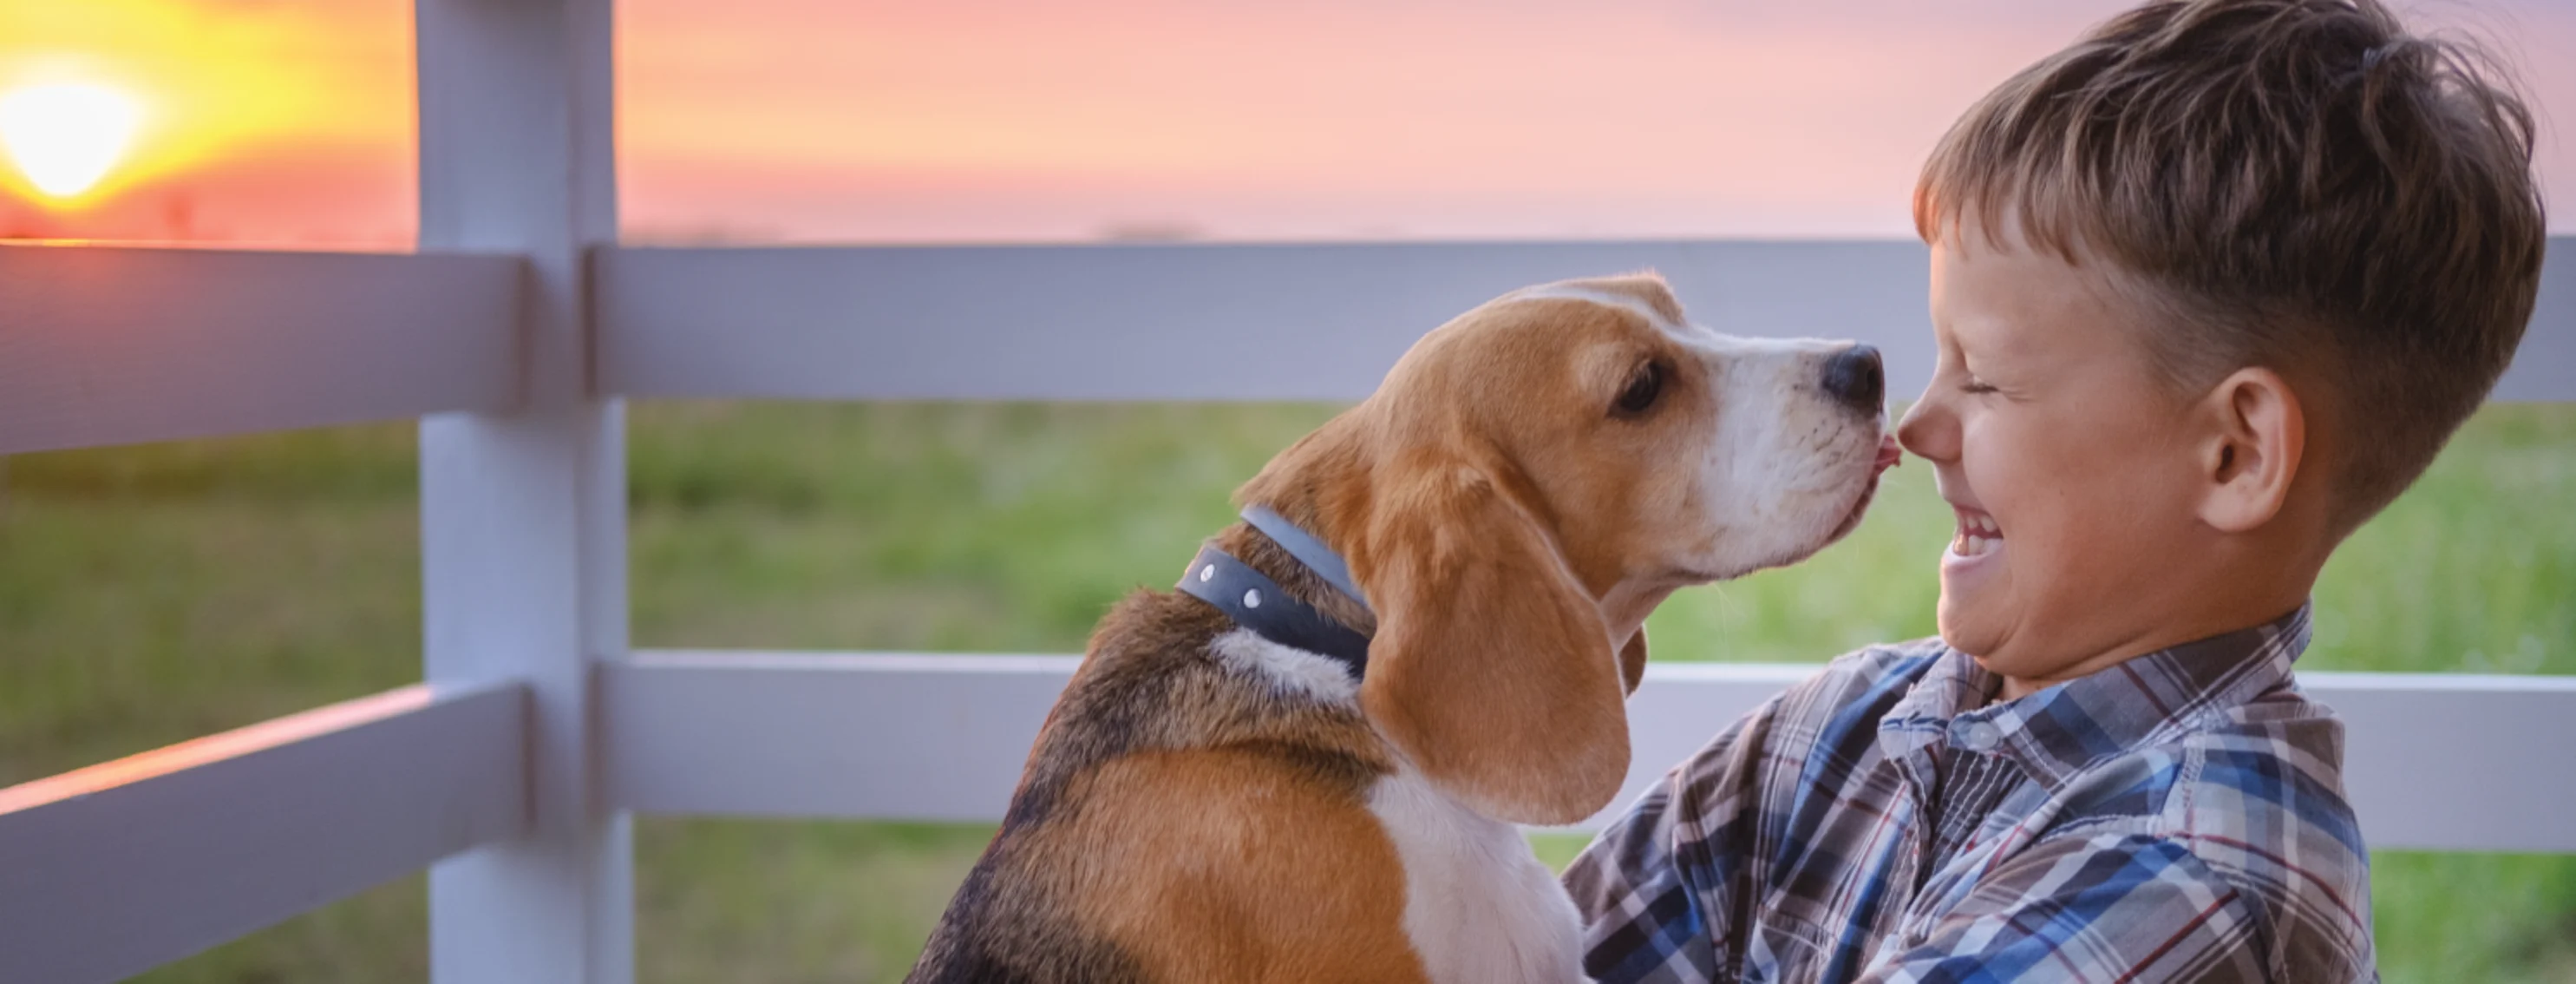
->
[1561,695,1783,984]
[1855,832,2358,984]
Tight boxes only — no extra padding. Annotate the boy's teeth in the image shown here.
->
[1949,530,2001,557]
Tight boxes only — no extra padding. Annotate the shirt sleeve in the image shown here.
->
[1561,696,1783,984]
[1855,833,2274,984]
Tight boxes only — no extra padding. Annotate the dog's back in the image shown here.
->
[907,590,1422,984]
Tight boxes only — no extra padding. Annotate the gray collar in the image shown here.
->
[1239,505,1370,613]
[1174,506,1375,680]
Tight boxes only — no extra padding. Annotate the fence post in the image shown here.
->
[415,1,631,981]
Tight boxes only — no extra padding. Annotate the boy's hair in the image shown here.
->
[1914,0,2546,532]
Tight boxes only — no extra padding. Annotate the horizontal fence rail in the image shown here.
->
[2,233,2568,983]
[607,652,2576,854]
[597,240,1930,402]
[0,681,527,984]
[596,235,2575,403]
[0,245,524,456]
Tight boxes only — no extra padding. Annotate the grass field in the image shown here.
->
[3,400,2571,982]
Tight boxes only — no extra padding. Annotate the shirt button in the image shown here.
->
[1952,722,1999,751]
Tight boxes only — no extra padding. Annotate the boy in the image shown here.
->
[1562,0,2545,981]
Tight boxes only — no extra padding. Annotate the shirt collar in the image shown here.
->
[1878,604,2313,790]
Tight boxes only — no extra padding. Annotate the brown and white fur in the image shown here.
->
[907,273,1893,984]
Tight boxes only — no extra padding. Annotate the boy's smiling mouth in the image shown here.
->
[1947,504,2004,560]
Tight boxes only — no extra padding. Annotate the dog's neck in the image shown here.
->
[1216,496,1377,639]
[1232,492,1667,677]
[1599,581,1675,652]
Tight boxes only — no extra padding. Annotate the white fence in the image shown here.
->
[1,0,2573,981]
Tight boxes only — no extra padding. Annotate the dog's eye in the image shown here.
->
[1613,362,1665,417]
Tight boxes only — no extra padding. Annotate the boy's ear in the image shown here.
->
[2195,366,2306,534]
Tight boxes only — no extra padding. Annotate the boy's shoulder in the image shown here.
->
[2050,679,2377,969]
[2052,676,2363,850]
[1792,636,2370,903]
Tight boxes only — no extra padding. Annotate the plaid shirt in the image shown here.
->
[1565,607,2376,983]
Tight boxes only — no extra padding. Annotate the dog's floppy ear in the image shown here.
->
[1356,460,1630,824]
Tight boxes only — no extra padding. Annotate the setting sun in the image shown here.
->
[0,82,141,200]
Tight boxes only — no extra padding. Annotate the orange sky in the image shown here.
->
[0,0,2568,248]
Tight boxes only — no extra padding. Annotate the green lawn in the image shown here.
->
[2,401,2570,982]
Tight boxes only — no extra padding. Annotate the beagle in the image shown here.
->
[907,273,1896,984]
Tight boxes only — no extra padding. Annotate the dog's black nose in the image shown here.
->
[1821,344,1884,413]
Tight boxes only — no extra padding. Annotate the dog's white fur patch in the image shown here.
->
[1368,765,1590,984]
[1697,331,1885,574]
[1209,628,1360,704]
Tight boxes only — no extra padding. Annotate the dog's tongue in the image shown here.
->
[1873,435,1903,473]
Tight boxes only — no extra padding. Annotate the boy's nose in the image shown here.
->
[1820,344,1884,413]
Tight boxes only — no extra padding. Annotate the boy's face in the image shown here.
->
[1897,225,2217,695]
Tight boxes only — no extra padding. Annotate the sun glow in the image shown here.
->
[0,82,141,200]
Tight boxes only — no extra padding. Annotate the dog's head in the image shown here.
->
[1245,272,1893,823]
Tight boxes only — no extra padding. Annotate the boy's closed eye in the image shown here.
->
[1939,346,2005,396]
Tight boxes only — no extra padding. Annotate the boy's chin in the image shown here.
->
[1933,597,2010,662]
[1939,605,2089,694]
[1935,542,2015,657]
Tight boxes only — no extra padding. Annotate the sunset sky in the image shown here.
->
[0,0,2568,248]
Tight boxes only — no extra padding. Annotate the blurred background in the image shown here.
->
[1,0,2570,980]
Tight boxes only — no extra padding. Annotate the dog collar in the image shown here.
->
[1177,512,1372,679]
[1239,505,1371,611]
